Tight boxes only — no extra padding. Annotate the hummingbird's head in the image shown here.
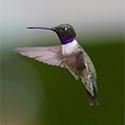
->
[52,24,76,44]
[27,24,76,44]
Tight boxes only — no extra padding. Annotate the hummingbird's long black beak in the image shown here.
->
[27,27,56,31]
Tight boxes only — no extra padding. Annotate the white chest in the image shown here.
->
[62,39,79,56]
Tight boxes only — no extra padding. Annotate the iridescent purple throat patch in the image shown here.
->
[62,38,73,44]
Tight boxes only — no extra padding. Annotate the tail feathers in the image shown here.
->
[86,86,99,106]
[80,77,99,106]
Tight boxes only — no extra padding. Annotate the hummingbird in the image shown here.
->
[16,24,98,105]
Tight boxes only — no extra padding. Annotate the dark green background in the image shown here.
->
[2,36,124,125]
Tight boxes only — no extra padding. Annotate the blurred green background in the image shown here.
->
[1,0,124,125]
[2,36,124,125]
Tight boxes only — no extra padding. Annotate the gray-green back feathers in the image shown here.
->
[82,49,98,105]
[63,47,98,105]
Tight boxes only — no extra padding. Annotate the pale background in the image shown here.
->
[1,0,124,125]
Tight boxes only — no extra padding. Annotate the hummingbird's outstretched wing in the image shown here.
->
[16,46,65,68]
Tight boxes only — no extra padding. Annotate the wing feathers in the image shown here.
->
[16,46,65,68]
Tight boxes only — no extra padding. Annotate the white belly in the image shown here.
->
[62,39,79,56]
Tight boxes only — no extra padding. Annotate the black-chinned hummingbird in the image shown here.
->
[16,24,98,105]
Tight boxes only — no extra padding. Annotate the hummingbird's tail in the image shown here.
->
[80,76,99,106]
[85,85,99,106]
